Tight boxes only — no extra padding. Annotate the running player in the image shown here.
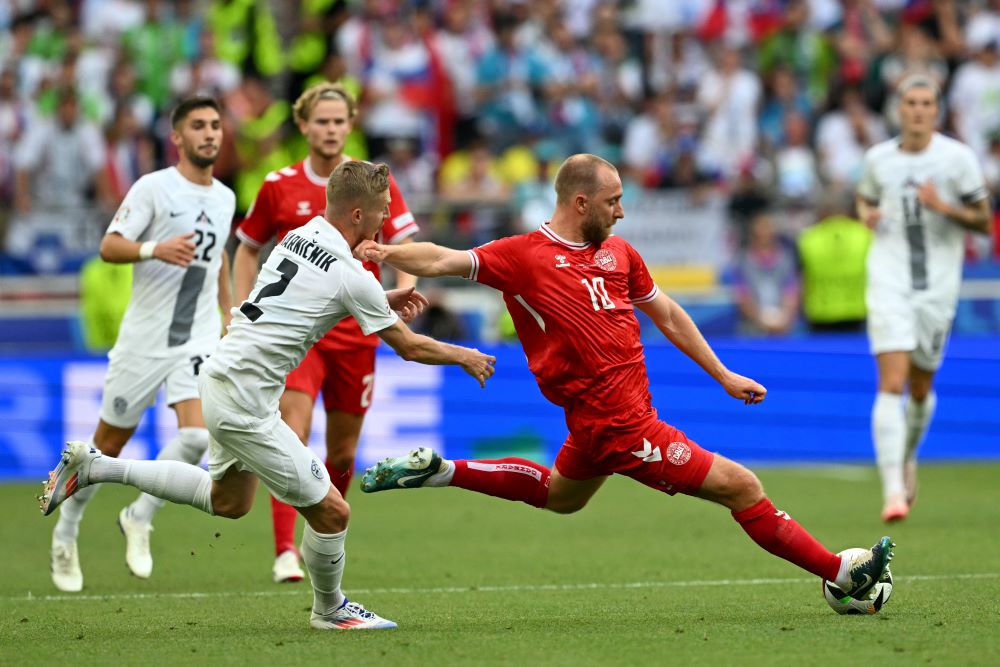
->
[357,154,895,605]
[41,160,497,631]
[856,74,993,522]
[232,82,418,583]
[49,96,236,592]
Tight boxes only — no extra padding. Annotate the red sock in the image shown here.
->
[451,458,550,508]
[270,496,298,557]
[326,460,353,498]
[732,498,841,581]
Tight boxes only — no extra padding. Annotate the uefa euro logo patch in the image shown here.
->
[311,460,325,480]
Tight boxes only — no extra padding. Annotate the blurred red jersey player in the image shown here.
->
[233,82,418,583]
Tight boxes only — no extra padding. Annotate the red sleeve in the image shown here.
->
[237,177,280,248]
[382,172,419,244]
[467,235,524,294]
[624,241,659,304]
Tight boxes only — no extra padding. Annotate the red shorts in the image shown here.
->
[554,404,714,496]
[285,345,376,415]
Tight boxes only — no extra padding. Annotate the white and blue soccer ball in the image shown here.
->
[822,547,894,615]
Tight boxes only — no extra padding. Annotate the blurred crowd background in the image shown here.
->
[1,0,999,349]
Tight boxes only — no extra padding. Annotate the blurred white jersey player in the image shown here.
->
[856,75,992,523]
[40,161,497,631]
[50,97,236,591]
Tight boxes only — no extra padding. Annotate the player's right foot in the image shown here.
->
[881,494,909,523]
[844,536,895,600]
[118,507,153,579]
[272,550,304,583]
[39,441,100,516]
[51,539,82,592]
[361,447,444,493]
[309,599,397,630]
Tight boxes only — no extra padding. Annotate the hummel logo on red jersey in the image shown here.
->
[296,201,313,216]
[554,254,570,268]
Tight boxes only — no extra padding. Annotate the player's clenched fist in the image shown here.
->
[154,232,197,267]
[460,349,496,388]
[354,239,387,263]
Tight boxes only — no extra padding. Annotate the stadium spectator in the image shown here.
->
[758,66,813,151]
[815,86,888,189]
[732,211,801,336]
[695,44,762,180]
[948,27,1000,163]
[103,103,155,202]
[771,110,820,205]
[356,153,895,611]
[878,24,948,132]
[168,29,241,101]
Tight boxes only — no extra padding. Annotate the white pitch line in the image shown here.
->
[9,572,999,604]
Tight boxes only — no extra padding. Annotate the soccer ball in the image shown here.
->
[822,547,894,615]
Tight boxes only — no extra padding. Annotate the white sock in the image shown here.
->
[90,457,214,515]
[834,555,852,590]
[426,459,456,487]
[53,484,100,544]
[301,525,347,616]
[904,391,936,460]
[128,427,209,523]
[873,391,906,501]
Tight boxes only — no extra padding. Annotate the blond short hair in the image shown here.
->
[554,154,617,205]
[327,161,390,212]
[293,82,358,123]
[897,73,941,103]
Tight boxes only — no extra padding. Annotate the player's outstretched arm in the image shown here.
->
[637,291,766,405]
[377,320,496,388]
[99,231,196,266]
[355,240,472,278]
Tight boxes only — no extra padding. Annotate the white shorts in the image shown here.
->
[199,374,330,508]
[99,348,213,428]
[866,285,955,371]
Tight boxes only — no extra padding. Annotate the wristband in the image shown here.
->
[138,241,157,261]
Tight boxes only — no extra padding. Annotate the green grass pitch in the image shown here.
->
[2,463,999,666]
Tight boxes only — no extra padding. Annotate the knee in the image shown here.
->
[546,496,588,515]
[325,450,356,473]
[311,493,351,533]
[211,493,254,519]
[910,384,932,402]
[716,466,765,509]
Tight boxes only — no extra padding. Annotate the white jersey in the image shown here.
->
[857,133,988,302]
[204,217,399,413]
[106,167,236,358]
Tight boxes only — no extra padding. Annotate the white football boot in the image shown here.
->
[50,539,83,592]
[118,507,153,578]
[310,598,397,630]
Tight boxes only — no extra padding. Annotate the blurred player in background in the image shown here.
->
[42,161,497,631]
[49,96,236,591]
[359,154,894,604]
[856,75,993,523]
[232,82,418,583]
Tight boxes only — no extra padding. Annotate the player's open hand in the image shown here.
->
[386,287,429,323]
[721,371,766,405]
[155,232,197,267]
[354,239,388,263]
[461,348,497,388]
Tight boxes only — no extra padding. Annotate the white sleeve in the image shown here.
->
[956,145,989,204]
[343,270,399,335]
[856,148,880,203]
[106,175,156,240]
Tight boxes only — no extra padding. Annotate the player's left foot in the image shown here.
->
[361,447,444,493]
[881,494,909,523]
[118,507,153,579]
[272,550,304,583]
[904,458,918,508]
[844,536,895,600]
[310,598,397,630]
[39,441,100,516]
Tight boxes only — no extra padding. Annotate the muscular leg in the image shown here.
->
[545,468,608,514]
[903,363,937,506]
[297,486,351,615]
[324,410,364,497]
[694,454,842,582]
[873,352,911,520]
[271,390,314,557]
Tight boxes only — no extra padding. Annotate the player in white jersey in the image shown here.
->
[40,161,496,631]
[49,97,236,591]
[856,75,993,523]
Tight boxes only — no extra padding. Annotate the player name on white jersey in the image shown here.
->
[279,232,337,271]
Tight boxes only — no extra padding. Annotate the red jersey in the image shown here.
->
[468,224,659,412]
[237,158,418,350]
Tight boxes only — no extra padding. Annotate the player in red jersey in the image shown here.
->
[357,154,895,604]
[233,82,418,583]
